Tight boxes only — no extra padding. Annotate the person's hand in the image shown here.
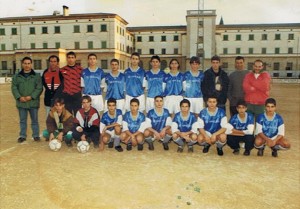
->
[19,97,27,102]
[25,96,32,101]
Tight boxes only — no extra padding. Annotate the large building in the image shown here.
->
[0,6,299,78]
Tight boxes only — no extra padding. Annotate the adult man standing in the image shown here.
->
[202,55,229,111]
[11,57,43,143]
[228,56,248,116]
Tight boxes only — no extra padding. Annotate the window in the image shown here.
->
[101,41,107,49]
[288,47,293,54]
[55,42,60,49]
[1,44,6,51]
[161,60,167,70]
[248,48,253,54]
[236,34,241,41]
[198,36,204,43]
[248,34,254,40]
[149,49,155,55]
[223,35,228,41]
[262,48,267,54]
[0,28,5,35]
[101,60,108,69]
[12,43,17,50]
[88,41,93,49]
[74,25,80,33]
[137,36,142,42]
[273,62,280,71]
[33,60,42,70]
[275,34,281,40]
[54,26,60,33]
[275,48,280,54]
[286,62,293,71]
[43,43,48,49]
[288,33,294,40]
[87,25,93,32]
[198,21,203,26]
[162,48,166,54]
[30,43,35,49]
[149,36,154,42]
[74,42,80,49]
[247,62,253,70]
[42,27,48,34]
[1,61,8,70]
[29,27,35,34]
[100,24,107,32]
[174,48,179,54]
[161,36,166,42]
[222,62,228,69]
[236,48,241,54]
[137,49,142,54]
[262,34,267,40]
[11,28,17,35]
[223,48,228,54]
[174,35,179,41]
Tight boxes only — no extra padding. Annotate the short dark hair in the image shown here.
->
[254,59,264,65]
[88,53,97,59]
[54,98,65,105]
[211,55,220,62]
[235,56,244,61]
[82,95,92,103]
[265,98,276,106]
[130,98,140,106]
[150,55,160,62]
[154,95,164,100]
[67,51,76,58]
[131,52,140,59]
[207,93,218,101]
[190,56,200,64]
[110,58,119,64]
[22,56,32,63]
[180,99,190,107]
[236,100,247,107]
[107,98,117,105]
[48,55,59,62]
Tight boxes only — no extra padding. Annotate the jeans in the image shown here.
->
[18,107,40,138]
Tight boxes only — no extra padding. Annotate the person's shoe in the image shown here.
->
[177,146,183,153]
[188,146,193,153]
[17,137,26,143]
[243,150,251,156]
[163,143,169,151]
[33,137,41,142]
[66,141,73,147]
[202,145,210,153]
[148,141,154,151]
[233,148,240,155]
[115,146,123,152]
[94,144,99,149]
[108,141,114,148]
[45,138,49,142]
[137,144,143,151]
[217,147,224,156]
[271,147,278,157]
[257,148,264,156]
[126,142,132,151]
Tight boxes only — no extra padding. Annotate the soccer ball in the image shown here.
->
[77,141,90,153]
[49,139,62,151]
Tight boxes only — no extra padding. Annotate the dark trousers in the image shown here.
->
[61,92,82,116]
[72,129,100,146]
[230,106,238,117]
[227,135,254,151]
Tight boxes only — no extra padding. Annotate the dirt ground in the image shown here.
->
[0,82,299,209]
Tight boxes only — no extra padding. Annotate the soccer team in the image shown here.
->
[11,52,291,157]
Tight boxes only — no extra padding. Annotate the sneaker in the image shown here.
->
[126,142,132,151]
[33,137,41,142]
[177,146,183,153]
[243,150,251,156]
[148,141,154,151]
[188,146,193,153]
[203,145,210,153]
[233,148,240,155]
[257,148,264,156]
[217,147,224,156]
[271,147,278,157]
[115,145,123,152]
[66,141,73,147]
[163,143,169,151]
[137,144,143,151]
[17,137,26,143]
[108,141,114,148]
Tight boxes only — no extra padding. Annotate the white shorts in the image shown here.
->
[85,95,104,112]
[104,99,125,114]
[146,97,155,112]
[185,97,204,114]
[164,95,183,114]
[125,94,145,112]
[105,130,117,138]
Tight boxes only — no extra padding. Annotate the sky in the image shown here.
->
[0,0,299,26]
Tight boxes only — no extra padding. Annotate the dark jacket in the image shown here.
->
[46,107,74,135]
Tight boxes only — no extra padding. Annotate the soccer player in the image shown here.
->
[99,98,123,152]
[81,53,105,113]
[254,98,290,157]
[196,95,228,156]
[226,100,255,156]
[171,99,198,153]
[120,98,150,151]
[163,59,184,117]
[183,56,204,114]
[60,51,83,115]
[72,96,100,148]
[145,55,166,112]
[124,52,146,112]
[144,95,172,150]
[43,98,73,144]
[103,59,126,114]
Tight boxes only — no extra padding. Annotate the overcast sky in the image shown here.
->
[0,0,299,26]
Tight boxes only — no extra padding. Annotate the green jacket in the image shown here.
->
[11,69,43,108]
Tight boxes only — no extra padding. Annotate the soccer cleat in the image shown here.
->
[126,142,132,151]
[108,141,114,148]
[202,145,210,153]
[217,147,224,156]
[33,137,41,142]
[243,150,251,156]
[271,147,278,157]
[115,145,123,152]
[233,148,240,155]
[137,144,143,151]
[148,141,154,151]
[257,148,264,156]
[188,146,194,153]
[177,146,183,153]
[163,143,169,151]
[17,137,26,143]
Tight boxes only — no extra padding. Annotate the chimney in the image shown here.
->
[63,5,69,16]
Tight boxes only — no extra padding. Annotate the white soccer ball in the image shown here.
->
[77,141,90,153]
[49,139,62,151]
